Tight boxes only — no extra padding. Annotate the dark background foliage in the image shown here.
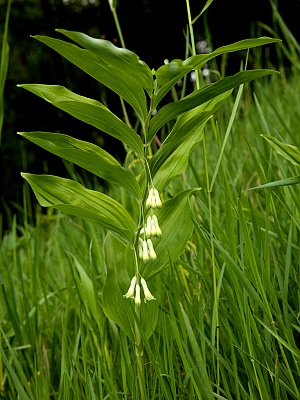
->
[1,0,299,230]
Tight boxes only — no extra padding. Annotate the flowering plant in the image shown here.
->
[18,28,279,342]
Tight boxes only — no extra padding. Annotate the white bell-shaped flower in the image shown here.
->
[123,276,137,299]
[147,239,157,260]
[153,189,162,208]
[141,278,156,302]
[151,215,162,237]
[145,216,152,238]
[146,188,155,208]
[139,239,150,262]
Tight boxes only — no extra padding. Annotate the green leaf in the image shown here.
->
[149,69,279,139]
[191,0,215,24]
[102,233,159,342]
[153,37,280,106]
[32,33,149,120]
[21,173,136,242]
[151,91,231,191]
[261,134,300,166]
[142,189,198,279]
[69,252,99,320]
[248,176,300,190]
[211,236,267,312]
[57,29,154,96]
[17,84,144,157]
[255,316,300,359]
[0,0,12,142]
[18,131,141,200]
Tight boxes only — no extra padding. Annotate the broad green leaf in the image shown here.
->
[57,29,154,96]
[18,131,141,200]
[149,69,279,139]
[18,84,144,157]
[261,134,300,166]
[21,173,136,242]
[32,34,149,120]
[142,189,198,279]
[249,176,300,190]
[151,91,231,191]
[102,233,159,342]
[153,37,280,107]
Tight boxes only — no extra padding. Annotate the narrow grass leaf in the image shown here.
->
[68,252,98,320]
[261,134,300,166]
[0,329,34,400]
[249,176,300,189]
[191,0,215,24]
[179,303,214,399]
[212,238,267,312]
[255,317,300,359]
[269,0,300,53]
[0,0,12,144]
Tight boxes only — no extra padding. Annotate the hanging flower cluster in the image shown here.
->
[140,215,162,238]
[123,276,155,304]
[139,238,157,262]
[146,188,162,209]
[123,186,162,305]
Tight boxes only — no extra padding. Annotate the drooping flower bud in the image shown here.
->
[153,189,162,208]
[151,215,162,237]
[135,284,141,306]
[138,238,144,259]
[145,216,152,238]
[146,188,155,208]
[141,278,156,302]
[147,239,157,260]
[141,240,150,262]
